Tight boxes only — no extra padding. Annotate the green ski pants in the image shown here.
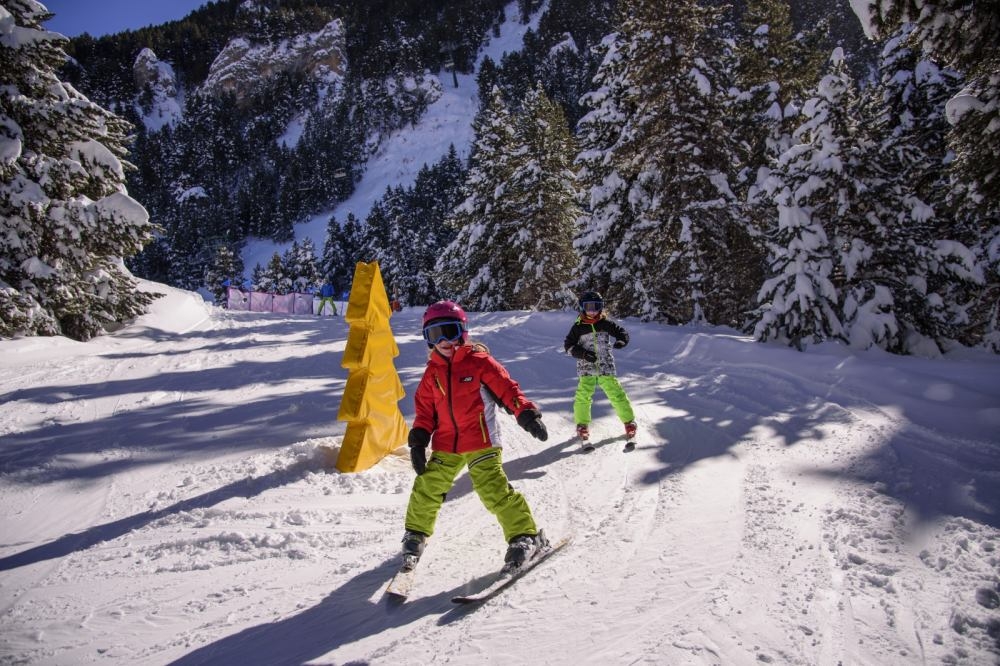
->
[404,447,537,542]
[573,374,635,425]
[316,297,337,315]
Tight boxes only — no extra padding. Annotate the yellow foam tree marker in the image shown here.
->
[335,261,409,472]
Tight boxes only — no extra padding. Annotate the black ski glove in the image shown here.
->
[570,345,597,363]
[613,339,627,349]
[517,409,548,441]
[408,427,430,475]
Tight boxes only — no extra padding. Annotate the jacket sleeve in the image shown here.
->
[603,318,629,345]
[411,370,438,433]
[563,324,580,353]
[479,355,537,418]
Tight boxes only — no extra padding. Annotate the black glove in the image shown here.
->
[570,345,597,363]
[613,339,627,349]
[408,427,430,475]
[517,409,548,441]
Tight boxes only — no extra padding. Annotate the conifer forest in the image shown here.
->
[2,0,997,355]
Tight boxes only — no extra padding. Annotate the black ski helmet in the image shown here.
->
[578,291,604,313]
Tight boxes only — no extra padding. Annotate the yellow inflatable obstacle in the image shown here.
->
[335,262,409,472]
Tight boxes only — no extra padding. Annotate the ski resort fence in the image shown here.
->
[226,287,321,315]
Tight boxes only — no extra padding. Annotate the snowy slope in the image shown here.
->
[1,281,998,665]
[241,1,546,274]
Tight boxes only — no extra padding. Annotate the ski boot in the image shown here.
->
[400,529,427,572]
[502,530,550,574]
[623,421,637,451]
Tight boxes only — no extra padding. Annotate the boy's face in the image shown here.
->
[584,305,600,317]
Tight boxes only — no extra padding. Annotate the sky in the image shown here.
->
[41,0,211,38]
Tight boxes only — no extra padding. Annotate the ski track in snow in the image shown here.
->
[1,299,998,665]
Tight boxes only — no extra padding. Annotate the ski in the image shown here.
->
[385,562,418,600]
[451,537,571,604]
[580,438,595,453]
[623,439,635,452]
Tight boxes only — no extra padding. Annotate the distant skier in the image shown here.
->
[563,291,636,446]
[401,300,551,574]
[316,279,338,316]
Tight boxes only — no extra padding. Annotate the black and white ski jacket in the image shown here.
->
[563,314,629,377]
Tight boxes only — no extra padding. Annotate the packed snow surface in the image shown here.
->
[1,281,999,665]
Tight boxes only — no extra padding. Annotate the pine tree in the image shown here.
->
[861,1,1000,352]
[732,0,827,210]
[754,49,864,349]
[575,0,742,324]
[282,238,321,293]
[1,0,157,340]
[399,148,466,306]
[321,212,363,294]
[370,185,419,303]
[861,0,999,209]
[256,252,291,294]
[574,30,640,311]
[859,27,979,354]
[505,82,579,309]
[437,86,520,309]
[203,245,244,306]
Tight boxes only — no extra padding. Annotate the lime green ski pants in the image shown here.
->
[316,297,337,315]
[404,447,537,542]
[573,375,635,425]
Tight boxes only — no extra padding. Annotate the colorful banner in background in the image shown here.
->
[226,287,320,315]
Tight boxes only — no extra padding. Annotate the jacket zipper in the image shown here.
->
[445,357,460,453]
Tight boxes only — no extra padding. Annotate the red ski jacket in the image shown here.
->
[412,343,536,454]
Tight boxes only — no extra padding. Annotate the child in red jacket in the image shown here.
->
[401,301,550,573]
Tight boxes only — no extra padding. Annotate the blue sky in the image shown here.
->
[42,0,211,38]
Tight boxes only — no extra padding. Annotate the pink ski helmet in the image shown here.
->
[422,300,469,347]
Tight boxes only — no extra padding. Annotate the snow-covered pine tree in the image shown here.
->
[504,83,579,309]
[573,29,639,312]
[203,245,244,306]
[369,185,420,305]
[732,0,827,219]
[282,238,321,293]
[860,26,980,354]
[1,0,157,340]
[575,0,741,324]
[858,0,999,211]
[321,212,363,294]
[857,1,999,352]
[255,252,291,294]
[754,49,866,349]
[359,192,391,267]
[408,147,465,304]
[437,86,520,310]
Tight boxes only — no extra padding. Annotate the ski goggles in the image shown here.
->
[581,300,603,312]
[423,320,464,344]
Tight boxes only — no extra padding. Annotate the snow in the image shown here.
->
[133,49,183,132]
[848,0,876,40]
[945,87,986,126]
[1,280,999,665]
